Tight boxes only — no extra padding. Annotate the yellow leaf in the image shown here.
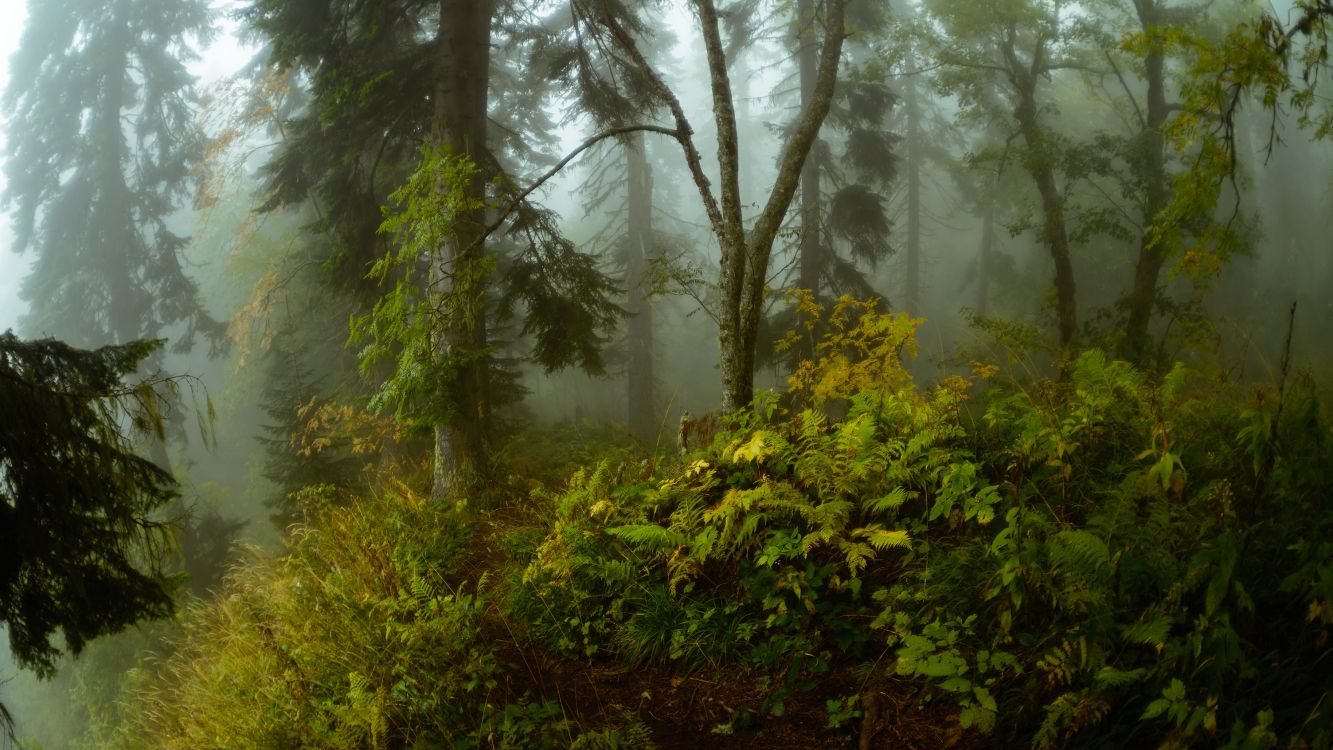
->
[732,432,770,463]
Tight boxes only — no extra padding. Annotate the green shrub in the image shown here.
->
[108,486,502,749]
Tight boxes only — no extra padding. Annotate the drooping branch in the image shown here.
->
[482,124,680,241]
[591,2,727,241]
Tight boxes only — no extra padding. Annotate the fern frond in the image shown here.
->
[854,526,912,551]
[607,524,688,550]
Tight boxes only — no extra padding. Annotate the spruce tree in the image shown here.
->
[0,333,178,679]
[2,0,222,354]
[243,0,619,498]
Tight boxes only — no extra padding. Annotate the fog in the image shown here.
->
[1,0,1331,745]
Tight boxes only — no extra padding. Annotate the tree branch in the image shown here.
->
[744,0,847,311]
[1103,48,1146,129]
[592,1,727,241]
[482,124,680,242]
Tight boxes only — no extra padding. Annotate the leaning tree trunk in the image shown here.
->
[796,0,822,299]
[625,133,658,442]
[431,0,494,500]
[1122,1,1169,366]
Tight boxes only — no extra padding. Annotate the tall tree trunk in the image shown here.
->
[903,43,923,314]
[1008,54,1077,349]
[977,191,995,316]
[625,133,657,442]
[796,0,822,298]
[432,0,493,500]
[602,0,846,414]
[1123,0,1169,366]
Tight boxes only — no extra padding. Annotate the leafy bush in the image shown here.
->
[514,300,1332,747]
[104,297,1331,749]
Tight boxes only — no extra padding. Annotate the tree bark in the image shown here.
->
[1122,0,1169,366]
[904,42,923,314]
[715,0,847,413]
[625,133,658,442]
[1004,33,1078,349]
[596,0,846,414]
[432,0,494,500]
[978,191,995,316]
[796,0,822,298]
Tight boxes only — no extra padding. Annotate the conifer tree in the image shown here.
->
[0,334,178,680]
[244,0,619,498]
[2,0,222,355]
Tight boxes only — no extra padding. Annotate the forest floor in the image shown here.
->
[487,630,986,748]
[471,503,986,749]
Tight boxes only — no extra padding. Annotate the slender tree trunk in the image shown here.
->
[602,0,846,414]
[432,0,493,500]
[977,191,995,316]
[716,0,846,413]
[904,43,923,314]
[796,0,821,297]
[625,133,657,442]
[1010,64,1077,349]
[1123,1,1169,365]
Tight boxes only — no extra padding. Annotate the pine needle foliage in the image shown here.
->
[0,334,179,677]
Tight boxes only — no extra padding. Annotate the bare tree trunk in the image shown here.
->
[594,0,846,414]
[625,133,657,442]
[904,43,923,314]
[1123,0,1169,366]
[977,191,995,316]
[718,0,847,412]
[796,0,822,298]
[432,0,494,500]
[1007,41,1077,350]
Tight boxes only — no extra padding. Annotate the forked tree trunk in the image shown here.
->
[597,0,846,414]
[431,0,494,500]
[716,0,847,412]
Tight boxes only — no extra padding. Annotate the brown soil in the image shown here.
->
[484,626,989,749]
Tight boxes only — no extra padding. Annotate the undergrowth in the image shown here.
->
[96,298,1331,749]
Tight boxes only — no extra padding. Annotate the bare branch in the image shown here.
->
[1103,48,1146,129]
[593,2,727,239]
[482,124,680,241]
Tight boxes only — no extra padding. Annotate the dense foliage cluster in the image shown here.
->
[0,334,176,676]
